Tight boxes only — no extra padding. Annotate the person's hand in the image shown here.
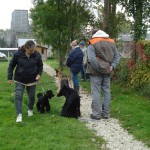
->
[36,74,41,81]
[110,66,113,72]
[96,57,100,60]
[8,80,12,84]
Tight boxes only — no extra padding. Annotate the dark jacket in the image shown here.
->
[8,46,43,84]
[66,46,83,73]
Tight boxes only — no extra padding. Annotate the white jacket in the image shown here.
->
[81,46,88,65]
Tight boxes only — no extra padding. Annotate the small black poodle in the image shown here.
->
[36,90,54,113]
[57,85,81,119]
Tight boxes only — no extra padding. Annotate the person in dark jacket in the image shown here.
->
[66,40,83,92]
[8,40,43,123]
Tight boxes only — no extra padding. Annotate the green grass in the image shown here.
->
[0,61,104,150]
[111,84,150,146]
[46,58,59,69]
[45,58,150,148]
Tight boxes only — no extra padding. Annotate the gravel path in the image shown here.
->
[43,63,150,150]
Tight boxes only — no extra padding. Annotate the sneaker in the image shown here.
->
[28,110,33,117]
[102,114,109,119]
[16,114,22,123]
[102,113,109,119]
[90,114,101,120]
[102,116,108,119]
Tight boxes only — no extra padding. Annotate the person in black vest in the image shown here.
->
[87,29,120,120]
[66,40,83,93]
[8,40,43,123]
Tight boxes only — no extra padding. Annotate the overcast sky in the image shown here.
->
[0,0,33,30]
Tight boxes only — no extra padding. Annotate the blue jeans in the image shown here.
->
[15,82,36,115]
[72,72,79,88]
[90,74,111,118]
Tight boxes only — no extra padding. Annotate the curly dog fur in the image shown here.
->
[57,85,81,119]
[36,90,54,113]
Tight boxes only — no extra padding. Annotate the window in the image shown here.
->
[41,48,44,54]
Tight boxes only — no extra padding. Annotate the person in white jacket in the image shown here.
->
[79,41,90,81]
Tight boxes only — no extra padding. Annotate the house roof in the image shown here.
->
[36,45,48,49]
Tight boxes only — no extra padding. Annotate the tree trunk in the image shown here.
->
[103,0,117,37]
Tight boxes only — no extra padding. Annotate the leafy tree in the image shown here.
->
[120,0,150,41]
[101,0,121,38]
[30,0,94,66]
[93,0,131,38]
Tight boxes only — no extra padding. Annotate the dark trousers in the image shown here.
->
[80,64,90,80]
[15,82,36,115]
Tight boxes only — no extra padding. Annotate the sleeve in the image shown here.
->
[66,49,76,67]
[111,48,120,69]
[36,54,43,76]
[87,45,99,70]
[7,53,18,80]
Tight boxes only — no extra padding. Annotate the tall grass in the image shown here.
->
[0,61,104,150]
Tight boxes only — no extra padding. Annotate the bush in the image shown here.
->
[138,83,150,98]
[112,58,130,86]
[130,59,150,98]
[114,40,150,98]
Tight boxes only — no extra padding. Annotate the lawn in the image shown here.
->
[1,58,150,149]
[46,58,150,148]
[0,61,104,150]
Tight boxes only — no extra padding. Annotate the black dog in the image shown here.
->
[36,90,54,113]
[57,85,81,119]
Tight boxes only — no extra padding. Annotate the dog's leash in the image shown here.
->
[37,81,46,93]
[68,68,73,88]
